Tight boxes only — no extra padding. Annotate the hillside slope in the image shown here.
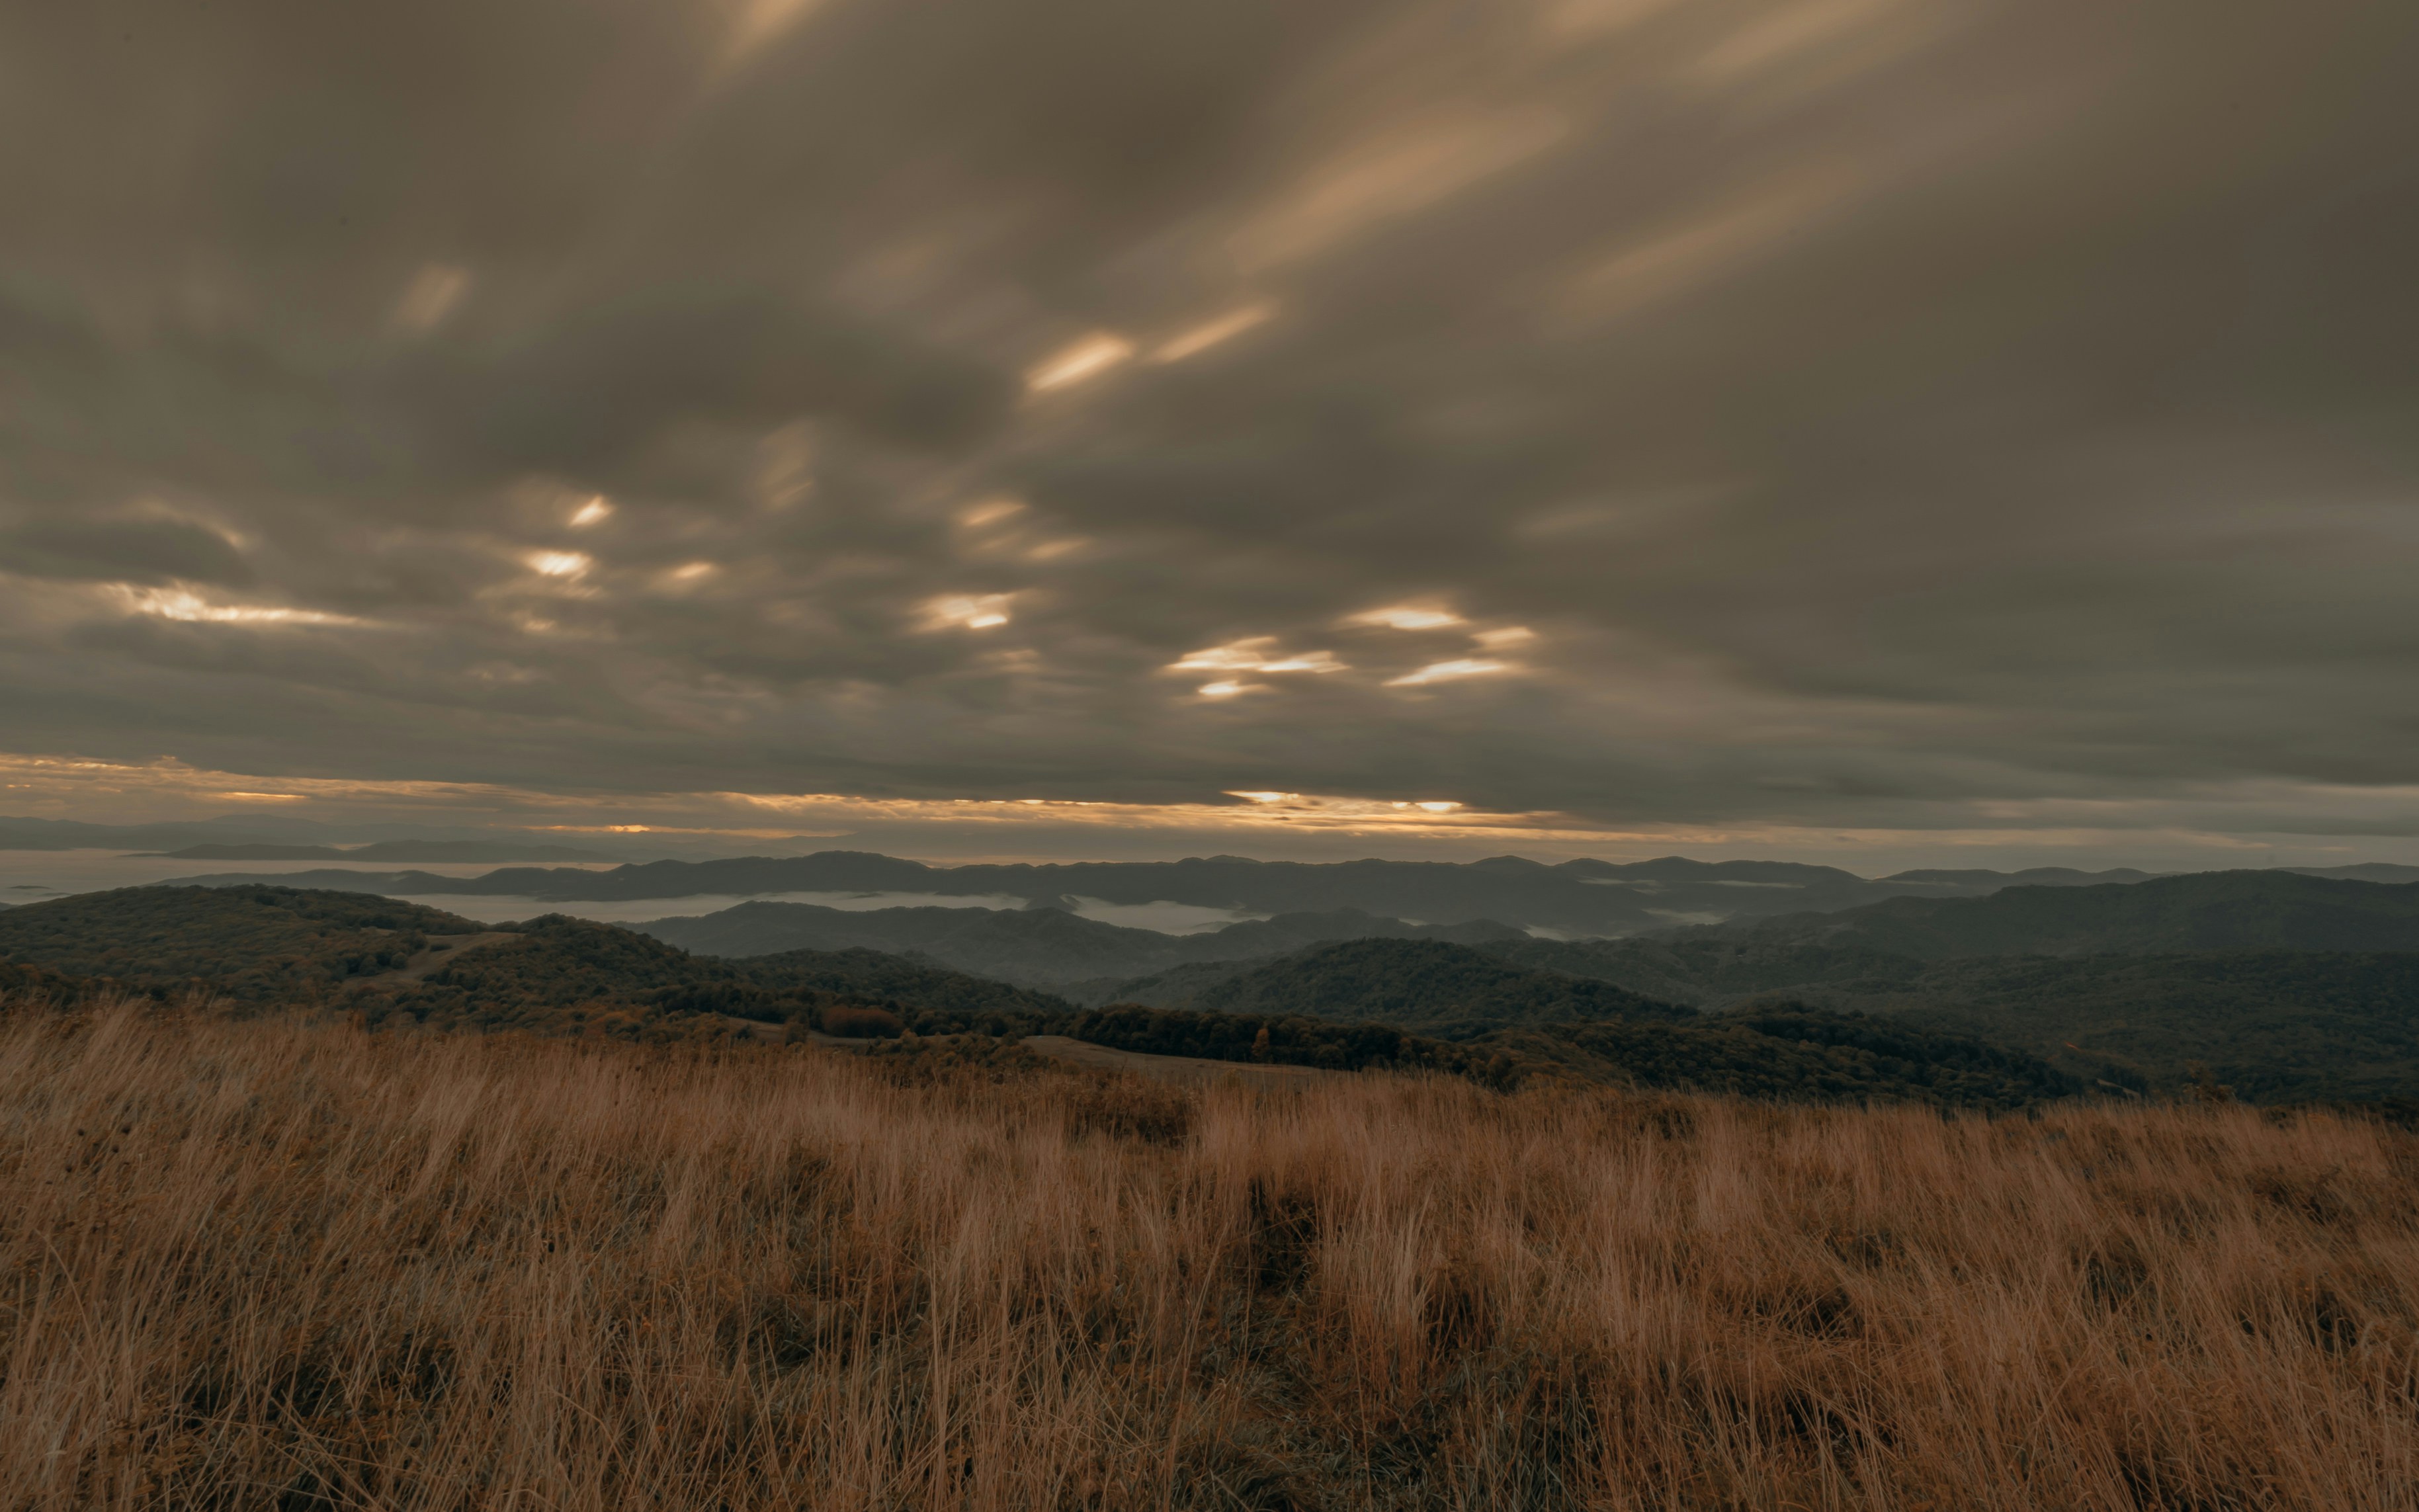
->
[380,915,1073,1035]
[0,885,489,1001]
[1165,937,1693,1038]
[1791,952,2419,1102]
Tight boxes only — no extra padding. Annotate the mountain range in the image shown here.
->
[0,884,2074,1110]
[144,847,2419,936]
[5,871,2417,1104]
[147,840,622,863]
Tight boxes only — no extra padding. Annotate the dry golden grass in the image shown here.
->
[3,999,2416,1510]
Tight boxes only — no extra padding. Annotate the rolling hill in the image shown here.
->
[638,900,1524,985]
[0,885,490,1001]
[1138,937,1693,1039]
[1775,951,2419,1103]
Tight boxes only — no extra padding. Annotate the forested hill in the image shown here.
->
[1474,929,2419,1102]
[0,886,489,1000]
[640,899,1523,985]
[382,915,1074,1034]
[1167,937,1693,1038]
[1699,870,2419,959]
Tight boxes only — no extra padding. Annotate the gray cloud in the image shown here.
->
[0,0,2414,859]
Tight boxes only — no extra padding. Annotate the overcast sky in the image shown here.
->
[1,0,2414,869]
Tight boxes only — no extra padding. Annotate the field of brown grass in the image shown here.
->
[3,999,2416,1510]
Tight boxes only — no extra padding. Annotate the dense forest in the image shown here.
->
[1823,952,2419,1102]
[1167,937,1693,1036]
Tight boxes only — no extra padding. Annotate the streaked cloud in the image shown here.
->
[1564,167,1855,324]
[390,264,471,333]
[524,551,593,579]
[1232,111,1569,270]
[919,593,1015,631]
[1167,638,1348,676]
[1152,302,1276,364]
[1344,607,1464,632]
[1026,333,1135,392]
[117,587,370,628]
[723,0,826,62]
[1386,657,1513,687]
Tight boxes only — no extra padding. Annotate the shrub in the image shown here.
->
[820,1003,904,1039]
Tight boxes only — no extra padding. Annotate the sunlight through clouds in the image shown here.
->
[1386,657,1511,687]
[1167,638,1348,677]
[1025,333,1135,392]
[1344,606,1464,631]
[525,551,593,579]
[1152,302,1276,363]
[723,0,826,63]
[117,587,369,628]
[390,264,470,333]
[920,593,1015,630]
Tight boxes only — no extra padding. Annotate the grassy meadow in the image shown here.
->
[3,999,2415,1510]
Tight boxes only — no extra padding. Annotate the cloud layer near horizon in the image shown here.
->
[1,0,2414,859]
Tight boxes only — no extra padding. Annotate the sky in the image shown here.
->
[1,0,2414,872]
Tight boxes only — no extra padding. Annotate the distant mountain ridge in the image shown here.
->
[1690,870,2419,959]
[151,848,2222,935]
[151,840,622,863]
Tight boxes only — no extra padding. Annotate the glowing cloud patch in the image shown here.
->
[921,593,1015,630]
[122,587,366,627]
[957,497,1026,528]
[730,0,819,54]
[1196,680,1261,698]
[1167,638,1347,677]
[391,263,470,332]
[1472,625,1537,649]
[1344,606,1465,631]
[1026,333,1135,392]
[526,550,593,578]
[570,495,613,527]
[1386,657,1511,687]
[1152,302,1275,363]
[667,562,718,583]
[1345,602,1451,628]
